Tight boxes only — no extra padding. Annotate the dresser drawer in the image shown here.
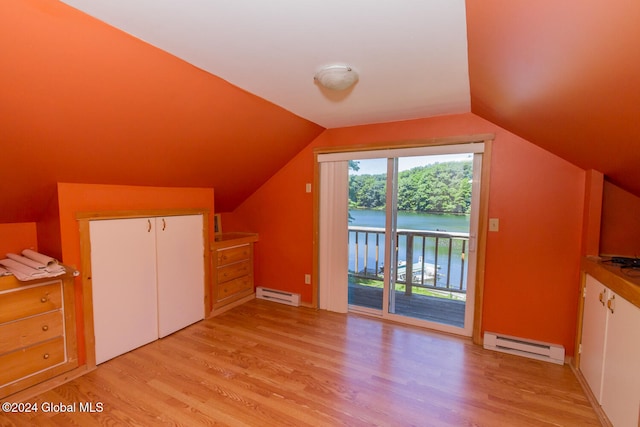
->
[217,260,251,283]
[216,244,251,266]
[0,337,65,386]
[217,275,253,301]
[0,283,62,324]
[0,311,64,354]
[210,234,257,316]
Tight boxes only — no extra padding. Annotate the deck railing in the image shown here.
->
[348,226,469,295]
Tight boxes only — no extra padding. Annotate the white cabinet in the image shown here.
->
[90,215,204,364]
[600,289,640,427]
[580,275,608,401]
[580,274,640,427]
[155,215,206,338]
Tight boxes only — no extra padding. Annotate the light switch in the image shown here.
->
[305,183,312,193]
[489,218,499,232]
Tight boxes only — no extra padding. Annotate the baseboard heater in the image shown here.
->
[483,332,565,365]
[256,287,300,307]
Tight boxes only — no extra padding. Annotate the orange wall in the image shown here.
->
[0,222,38,256]
[580,170,604,257]
[37,191,63,261]
[230,113,586,355]
[57,182,215,364]
[0,0,322,224]
[467,0,640,198]
[600,180,640,257]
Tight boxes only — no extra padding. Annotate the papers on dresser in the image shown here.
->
[0,250,66,281]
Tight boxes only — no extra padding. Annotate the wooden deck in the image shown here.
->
[349,282,466,327]
[0,299,601,426]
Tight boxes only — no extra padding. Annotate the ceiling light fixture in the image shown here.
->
[314,64,359,91]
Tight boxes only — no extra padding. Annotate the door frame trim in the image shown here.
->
[312,134,493,344]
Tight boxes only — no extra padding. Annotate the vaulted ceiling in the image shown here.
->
[467,0,640,198]
[58,0,473,129]
[1,0,638,224]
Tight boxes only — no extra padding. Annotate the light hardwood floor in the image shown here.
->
[1,299,600,426]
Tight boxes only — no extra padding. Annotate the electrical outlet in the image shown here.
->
[489,218,499,232]
[304,274,311,284]
[305,183,312,193]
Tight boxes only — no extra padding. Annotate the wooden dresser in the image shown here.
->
[0,270,78,399]
[210,233,258,316]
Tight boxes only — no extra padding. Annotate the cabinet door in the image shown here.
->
[156,215,205,338]
[90,218,159,364]
[601,290,640,427]
[580,275,608,402]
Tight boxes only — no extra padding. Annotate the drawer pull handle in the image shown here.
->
[43,353,50,360]
[42,325,49,332]
[41,297,48,303]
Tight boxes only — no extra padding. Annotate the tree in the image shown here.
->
[349,160,473,214]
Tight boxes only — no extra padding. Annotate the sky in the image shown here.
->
[350,153,473,175]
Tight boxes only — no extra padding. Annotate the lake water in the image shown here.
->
[349,209,469,232]
[348,209,470,290]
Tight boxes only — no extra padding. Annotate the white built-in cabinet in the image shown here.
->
[580,274,640,427]
[89,215,205,364]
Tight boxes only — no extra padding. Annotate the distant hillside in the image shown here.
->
[349,161,473,214]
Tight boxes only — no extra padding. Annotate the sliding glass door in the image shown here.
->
[320,143,483,336]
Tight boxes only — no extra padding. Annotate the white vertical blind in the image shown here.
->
[318,161,349,313]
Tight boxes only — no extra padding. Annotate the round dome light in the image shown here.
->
[314,64,359,91]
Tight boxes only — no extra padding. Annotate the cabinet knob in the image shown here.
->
[43,353,50,360]
[42,325,49,332]
[40,296,48,303]
[607,294,615,314]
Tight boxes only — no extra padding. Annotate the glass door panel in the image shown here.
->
[343,149,480,336]
[390,155,472,328]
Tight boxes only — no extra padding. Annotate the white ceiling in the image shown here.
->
[60,0,471,128]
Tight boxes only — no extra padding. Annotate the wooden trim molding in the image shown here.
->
[77,218,97,368]
[472,139,492,345]
[312,154,320,310]
[570,363,614,427]
[312,133,495,156]
[312,134,494,344]
[5,364,93,403]
[76,208,209,221]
